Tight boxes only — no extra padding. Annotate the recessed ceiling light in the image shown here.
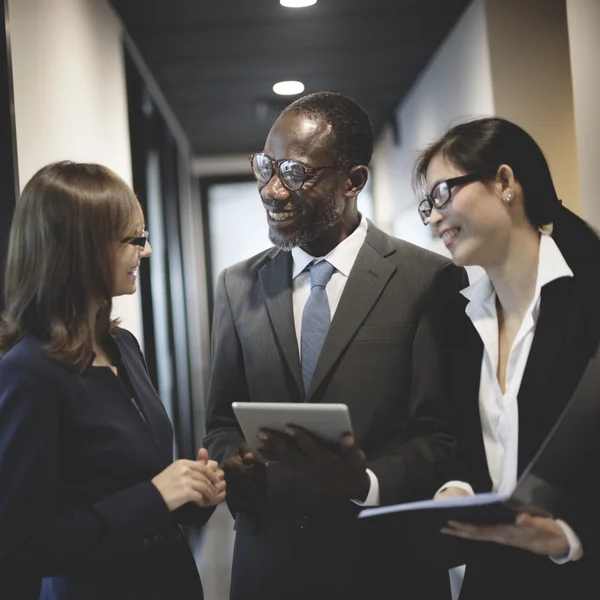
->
[273,81,305,96]
[280,0,317,7]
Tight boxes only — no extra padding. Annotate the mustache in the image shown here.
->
[262,200,303,212]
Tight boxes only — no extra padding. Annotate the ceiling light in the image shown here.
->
[280,0,317,7]
[273,81,305,96]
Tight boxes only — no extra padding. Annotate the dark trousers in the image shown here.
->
[230,511,450,600]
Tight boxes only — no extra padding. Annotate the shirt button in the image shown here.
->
[299,515,310,529]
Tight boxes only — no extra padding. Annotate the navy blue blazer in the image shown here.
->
[0,328,206,600]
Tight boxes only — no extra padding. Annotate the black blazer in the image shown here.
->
[204,223,467,600]
[436,249,600,600]
[0,328,208,600]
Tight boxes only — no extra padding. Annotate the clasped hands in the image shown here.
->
[222,426,370,511]
[435,487,570,558]
[151,448,226,512]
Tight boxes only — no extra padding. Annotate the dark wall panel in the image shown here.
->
[0,0,19,311]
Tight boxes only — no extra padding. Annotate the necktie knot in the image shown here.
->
[310,260,335,289]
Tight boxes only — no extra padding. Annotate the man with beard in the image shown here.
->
[203,91,466,600]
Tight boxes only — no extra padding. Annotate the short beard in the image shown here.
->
[269,193,342,252]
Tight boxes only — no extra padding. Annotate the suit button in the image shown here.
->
[299,515,310,529]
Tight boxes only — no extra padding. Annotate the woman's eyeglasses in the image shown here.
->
[249,152,342,191]
[121,230,149,248]
[418,174,483,225]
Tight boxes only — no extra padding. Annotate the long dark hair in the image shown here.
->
[413,117,599,271]
[0,161,144,371]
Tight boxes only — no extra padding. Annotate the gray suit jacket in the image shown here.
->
[205,222,466,508]
[204,222,467,599]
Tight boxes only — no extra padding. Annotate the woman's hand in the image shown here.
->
[152,454,226,511]
[441,513,570,558]
[434,486,472,501]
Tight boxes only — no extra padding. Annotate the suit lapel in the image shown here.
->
[516,277,574,469]
[518,279,572,401]
[306,226,396,399]
[258,250,303,393]
[448,297,492,491]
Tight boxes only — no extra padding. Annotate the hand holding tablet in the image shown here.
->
[232,402,370,499]
[232,402,353,459]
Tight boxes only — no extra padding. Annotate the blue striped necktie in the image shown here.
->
[301,260,336,392]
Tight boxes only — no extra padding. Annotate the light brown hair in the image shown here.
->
[0,161,143,371]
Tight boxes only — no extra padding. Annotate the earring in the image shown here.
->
[503,190,512,203]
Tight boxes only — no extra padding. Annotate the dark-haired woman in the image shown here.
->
[414,117,600,600]
[0,162,225,599]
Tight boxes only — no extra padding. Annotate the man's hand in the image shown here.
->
[257,426,370,500]
[221,441,266,514]
[441,513,570,558]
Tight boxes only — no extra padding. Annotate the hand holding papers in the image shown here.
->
[360,348,600,529]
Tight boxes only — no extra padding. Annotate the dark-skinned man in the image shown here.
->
[203,91,466,600]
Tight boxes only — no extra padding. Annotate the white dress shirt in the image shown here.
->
[291,216,379,506]
[444,235,581,600]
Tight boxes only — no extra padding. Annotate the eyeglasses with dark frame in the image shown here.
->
[120,230,149,248]
[418,174,483,225]
[249,152,342,191]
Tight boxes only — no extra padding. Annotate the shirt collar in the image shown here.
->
[460,234,574,309]
[291,216,368,279]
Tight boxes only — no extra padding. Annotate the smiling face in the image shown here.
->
[425,152,514,268]
[112,223,152,297]
[259,112,355,255]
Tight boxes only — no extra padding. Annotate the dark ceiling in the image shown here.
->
[110,0,472,157]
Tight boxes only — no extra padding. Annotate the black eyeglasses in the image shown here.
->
[121,230,149,248]
[249,152,342,191]
[418,174,483,225]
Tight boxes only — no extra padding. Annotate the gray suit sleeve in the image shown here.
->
[368,263,468,504]
[203,268,248,464]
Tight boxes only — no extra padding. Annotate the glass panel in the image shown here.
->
[208,180,272,293]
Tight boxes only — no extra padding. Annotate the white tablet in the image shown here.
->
[232,402,353,460]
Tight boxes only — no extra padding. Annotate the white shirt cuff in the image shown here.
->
[435,480,475,497]
[551,519,584,564]
[351,469,380,506]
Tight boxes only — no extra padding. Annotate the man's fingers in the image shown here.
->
[340,434,366,467]
[241,452,255,465]
[240,441,254,459]
[258,429,304,467]
[285,426,327,460]
[239,441,255,464]
[197,447,209,463]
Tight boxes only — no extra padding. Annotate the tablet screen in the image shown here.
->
[232,402,353,460]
